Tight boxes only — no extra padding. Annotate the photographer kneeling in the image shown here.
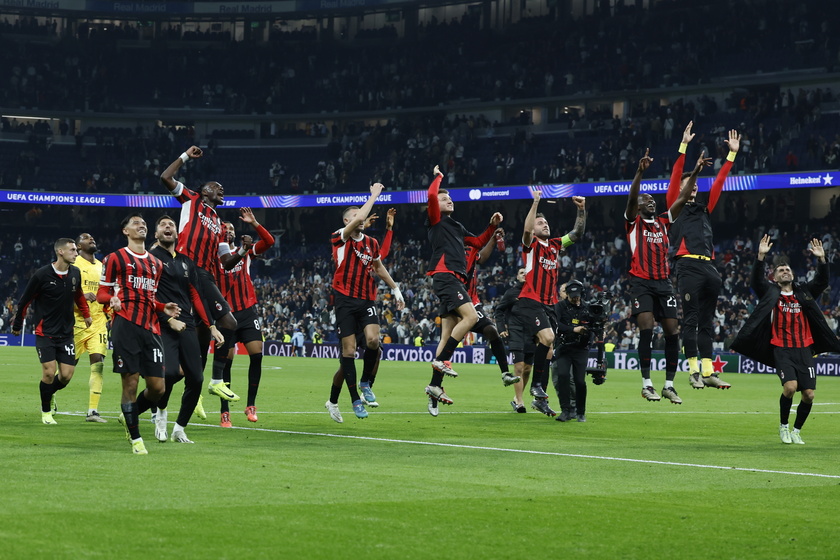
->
[552,280,604,422]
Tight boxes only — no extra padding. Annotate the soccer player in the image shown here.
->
[149,215,224,443]
[160,145,252,402]
[327,207,396,413]
[326,184,405,423]
[514,188,586,417]
[667,122,740,389]
[428,228,519,416]
[96,213,180,454]
[214,207,275,427]
[731,236,840,445]
[73,233,109,423]
[494,267,533,413]
[625,148,699,404]
[424,166,502,410]
[13,238,91,425]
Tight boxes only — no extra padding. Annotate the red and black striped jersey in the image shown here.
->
[331,228,381,301]
[519,237,569,306]
[626,213,671,280]
[771,293,814,348]
[99,248,164,334]
[171,181,226,273]
[13,264,89,337]
[217,225,275,312]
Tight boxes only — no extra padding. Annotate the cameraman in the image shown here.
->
[552,280,590,422]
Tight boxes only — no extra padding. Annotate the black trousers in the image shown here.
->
[675,257,721,360]
[551,346,589,415]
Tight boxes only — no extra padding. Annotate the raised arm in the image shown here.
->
[625,149,653,222]
[342,183,384,242]
[379,208,396,260]
[666,121,694,207]
[427,166,444,226]
[707,129,741,214]
[465,212,502,249]
[670,150,711,221]
[477,227,502,265]
[565,197,586,243]
[807,238,829,297]
[752,234,773,298]
[523,186,541,247]
[239,207,275,255]
[160,145,203,192]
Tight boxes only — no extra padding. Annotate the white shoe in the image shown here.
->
[427,396,439,417]
[779,424,792,444]
[171,430,194,443]
[154,409,168,442]
[325,401,343,423]
[790,430,805,445]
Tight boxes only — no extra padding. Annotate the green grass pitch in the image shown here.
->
[2,346,838,559]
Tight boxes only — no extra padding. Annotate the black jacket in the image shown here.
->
[730,258,840,367]
[555,298,590,350]
[493,283,522,334]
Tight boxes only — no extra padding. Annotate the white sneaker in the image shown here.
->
[790,430,805,445]
[171,430,194,443]
[154,409,168,442]
[325,401,343,423]
[779,424,792,444]
[427,396,439,417]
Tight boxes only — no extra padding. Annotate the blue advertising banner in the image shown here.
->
[2,171,835,209]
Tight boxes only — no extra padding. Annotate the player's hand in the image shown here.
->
[210,325,225,347]
[495,228,505,238]
[186,146,203,159]
[529,185,542,202]
[681,121,695,144]
[395,294,405,311]
[169,318,186,333]
[164,302,181,318]
[386,207,396,230]
[84,317,93,329]
[695,150,712,171]
[110,295,122,312]
[572,196,586,209]
[433,165,443,177]
[364,213,379,229]
[84,292,96,302]
[370,182,384,198]
[809,238,826,259]
[499,330,508,339]
[638,148,653,172]
[240,234,254,252]
[490,212,503,226]
[239,207,256,225]
[758,234,773,257]
[725,129,741,153]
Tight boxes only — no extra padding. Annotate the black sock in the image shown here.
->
[430,369,445,387]
[157,375,179,410]
[780,394,793,425]
[638,329,652,377]
[435,337,459,362]
[489,337,510,373]
[793,400,813,430]
[51,374,68,392]
[329,382,342,404]
[121,402,141,440]
[664,334,679,381]
[247,354,262,407]
[360,347,378,385]
[136,390,155,415]
[369,348,383,387]
[39,381,52,412]
[221,360,232,414]
[212,355,228,384]
[532,343,550,390]
[341,356,360,402]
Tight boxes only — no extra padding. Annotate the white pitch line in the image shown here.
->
[57,412,840,479]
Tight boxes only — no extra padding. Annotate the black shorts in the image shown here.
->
[232,306,264,345]
[161,323,203,380]
[512,298,557,341]
[35,335,75,366]
[432,273,472,317]
[334,293,378,339]
[629,276,678,320]
[196,267,231,322]
[773,346,817,391]
[471,304,495,334]
[111,315,165,378]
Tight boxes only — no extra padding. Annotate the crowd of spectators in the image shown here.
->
[0,1,836,114]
